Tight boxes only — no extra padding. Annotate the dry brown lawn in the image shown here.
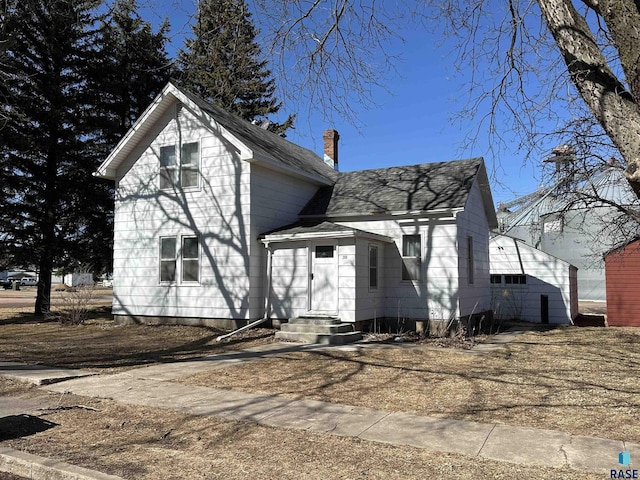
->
[0,308,275,371]
[2,393,599,480]
[0,306,633,479]
[183,326,640,443]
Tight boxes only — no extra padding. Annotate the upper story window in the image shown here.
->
[159,142,199,190]
[159,146,177,190]
[401,234,421,281]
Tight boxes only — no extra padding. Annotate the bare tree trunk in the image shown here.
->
[537,0,640,196]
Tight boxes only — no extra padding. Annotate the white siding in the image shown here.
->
[336,218,461,321]
[250,164,324,318]
[354,238,385,322]
[113,104,253,319]
[490,235,576,324]
[456,180,492,316]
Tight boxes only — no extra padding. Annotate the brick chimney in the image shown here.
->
[323,129,339,170]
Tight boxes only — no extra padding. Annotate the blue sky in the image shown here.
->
[140,0,549,206]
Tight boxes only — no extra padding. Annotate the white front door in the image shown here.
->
[310,242,338,312]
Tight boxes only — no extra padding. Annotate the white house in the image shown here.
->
[96,82,498,340]
[489,234,578,324]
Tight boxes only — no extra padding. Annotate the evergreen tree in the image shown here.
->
[92,0,173,145]
[0,0,107,313]
[178,0,294,135]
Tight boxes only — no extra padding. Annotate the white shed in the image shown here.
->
[64,273,94,287]
[489,234,578,324]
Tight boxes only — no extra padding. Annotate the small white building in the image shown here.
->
[64,273,94,287]
[490,234,578,324]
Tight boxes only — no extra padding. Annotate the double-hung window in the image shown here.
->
[160,237,177,282]
[180,142,199,188]
[182,236,199,282]
[159,146,177,190]
[159,141,199,189]
[401,234,421,281]
[159,235,200,283]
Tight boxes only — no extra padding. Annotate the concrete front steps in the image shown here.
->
[275,315,362,345]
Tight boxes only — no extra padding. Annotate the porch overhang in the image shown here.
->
[260,221,394,245]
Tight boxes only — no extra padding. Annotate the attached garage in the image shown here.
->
[605,238,640,326]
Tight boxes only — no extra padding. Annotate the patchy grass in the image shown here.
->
[0,307,275,372]
[2,394,599,480]
[0,305,631,478]
[183,326,640,443]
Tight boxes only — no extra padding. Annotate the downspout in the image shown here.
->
[216,241,273,342]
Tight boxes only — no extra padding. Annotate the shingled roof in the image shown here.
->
[300,158,484,217]
[175,84,339,183]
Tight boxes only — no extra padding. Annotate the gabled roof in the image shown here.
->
[261,221,394,243]
[96,82,337,184]
[300,158,495,222]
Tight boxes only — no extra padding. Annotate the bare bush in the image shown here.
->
[57,285,96,325]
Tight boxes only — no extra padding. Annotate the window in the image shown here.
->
[467,236,475,285]
[401,234,421,281]
[160,237,177,282]
[159,142,199,189]
[181,142,199,188]
[505,274,527,285]
[159,236,200,283]
[315,245,334,258]
[369,245,378,289]
[182,236,199,282]
[159,146,177,190]
[490,274,502,284]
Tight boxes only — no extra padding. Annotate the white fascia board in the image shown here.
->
[299,208,461,221]
[261,229,393,244]
[248,152,335,186]
[95,83,174,180]
[95,82,253,180]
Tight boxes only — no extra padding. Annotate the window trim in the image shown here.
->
[159,145,178,190]
[180,141,200,189]
[159,235,201,285]
[159,140,200,190]
[369,244,379,291]
[401,234,421,282]
[181,236,200,283]
[159,236,177,283]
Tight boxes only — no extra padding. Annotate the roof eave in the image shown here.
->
[299,207,462,220]
[248,152,335,186]
[261,229,394,244]
[95,82,253,180]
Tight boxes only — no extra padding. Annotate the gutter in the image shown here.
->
[216,241,273,342]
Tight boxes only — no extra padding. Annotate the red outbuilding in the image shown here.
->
[605,238,640,326]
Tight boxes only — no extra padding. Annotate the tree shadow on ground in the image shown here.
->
[0,415,58,441]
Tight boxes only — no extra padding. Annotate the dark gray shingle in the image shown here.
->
[174,84,338,183]
[300,158,483,216]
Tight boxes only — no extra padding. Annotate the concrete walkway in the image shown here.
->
[1,338,638,477]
